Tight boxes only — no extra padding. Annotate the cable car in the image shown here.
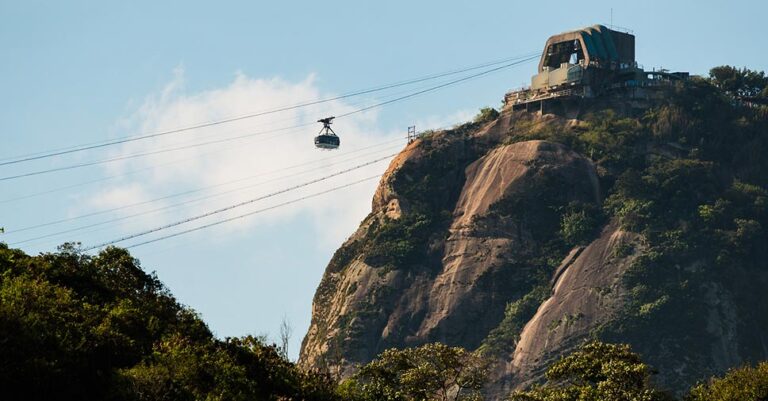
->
[315,117,340,150]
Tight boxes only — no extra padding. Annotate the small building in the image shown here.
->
[506,25,688,114]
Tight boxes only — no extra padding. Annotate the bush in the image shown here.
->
[509,342,673,401]
[709,66,768,98]
[342,343,489,401]
[474,107,500,123]
[686,362,768,401]
[0,244,337,401]
[560,202,603,245]
[478,285,550,356]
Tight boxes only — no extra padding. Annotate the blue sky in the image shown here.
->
[1,0,766,360]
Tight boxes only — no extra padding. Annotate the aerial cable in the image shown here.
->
[0,154,200,204]
[0,52,537,166]
[0,82,411,185]
[0,117,345,202]
[120,175,381,250]
[336,54,540,119]
[8,116,468,246]
[9,147,400,246]
[0,134,405,205]
[18,112,527,250]
[0,123,311,181]
[0,102,458,205]
[3,139,402,232]
[0,56,537,182]
[6,143,402,239]
[81,153,397,251]
[16,120,462,249]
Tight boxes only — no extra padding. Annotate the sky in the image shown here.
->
[1,0,766,360]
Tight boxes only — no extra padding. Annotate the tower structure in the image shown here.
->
[506,25,688,114]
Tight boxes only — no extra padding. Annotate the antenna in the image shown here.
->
[407,126,417,143]
[610,8,613,27]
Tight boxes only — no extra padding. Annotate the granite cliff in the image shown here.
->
[300,82,768,397]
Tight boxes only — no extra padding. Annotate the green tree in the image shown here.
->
[474,107,500,123]
[0,243,337,401]
[709,66,768,98]
[686,362,768,401]
[340,343,489,401]
[478,285,550,357]
[509,342,672,401]
[560,202,602,245]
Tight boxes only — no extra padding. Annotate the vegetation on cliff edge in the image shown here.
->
[479,67,768,387]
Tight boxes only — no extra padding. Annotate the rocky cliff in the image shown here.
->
[300,83,768,397]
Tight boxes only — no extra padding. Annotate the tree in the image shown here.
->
[279,315,293,359]
[686,362,768,401]
[0,243,338,401]
[560,202,602,245]
[509,342,672,401]
[709,66,768,98]
[340,343,489,401]
[474,107,500,123]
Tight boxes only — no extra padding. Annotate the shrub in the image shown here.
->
[478,285,550,356]
[342,343,489,401]
[509,342,672,401]
[560,202,603,245]
[687,362,768,401]
[474,107,500,123]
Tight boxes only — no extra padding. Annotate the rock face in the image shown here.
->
[493,224,643,396]
[299,106,768,397]
[414,141,599,348]
[300,111,600,376]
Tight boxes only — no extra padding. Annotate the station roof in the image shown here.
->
[538,25,635,72]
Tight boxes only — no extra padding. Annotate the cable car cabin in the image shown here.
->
[315,116,340,150]
[314,133,340,149]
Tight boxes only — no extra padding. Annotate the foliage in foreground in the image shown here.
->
[509,342,673,401]
[0,243,335,401]
[339,342,490,401]
[509,341,768,401]
[2,243,768,401]
[686,362,768,401]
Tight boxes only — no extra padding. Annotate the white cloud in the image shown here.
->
[80,68,472,247]
[80,68,471,249]
[63,68,480,360]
